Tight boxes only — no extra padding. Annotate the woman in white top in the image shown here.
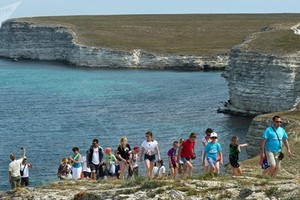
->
[201,128,213,173]
[140,131,161,178]
[201,128,219,173]
[20,157,32,187]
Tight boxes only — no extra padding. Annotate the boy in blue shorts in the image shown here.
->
[202,132,223,175]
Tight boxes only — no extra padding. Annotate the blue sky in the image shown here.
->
[3,0,300,19]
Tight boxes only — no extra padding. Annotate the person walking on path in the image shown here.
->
[177,133,197,179]
[69,147,82,180]
[201,128,213,173]
[9,147,26,191]
[87,139,104,180]
[20,157,32,187]
[203,132,223,175]
[260,115,292,178]
[229,136,248,176]
[140,131,161,179]
[167,141,179,179]
[116,136,131,179]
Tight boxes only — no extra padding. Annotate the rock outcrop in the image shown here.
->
[246,111,300,159]
[220,24,300,116]
[0,20,228,70]
[0,176,299,200]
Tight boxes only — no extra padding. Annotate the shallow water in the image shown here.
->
[0,59,252,191]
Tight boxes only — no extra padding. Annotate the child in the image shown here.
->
[128,146,140,179]
[57,158,72,180]
[201,128,213,173]
[157,159,166,178]
[178,138,184,175]
[152,162,159,177]
[167,141,179,179]
[203,132,223,175]
[105,147,118,178]
[81,151,91,179]
[229,136,248,176]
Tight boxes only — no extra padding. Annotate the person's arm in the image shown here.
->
[156,145,161,161]
[219,152,223,165]
[9,171,12,183]
[283,139,292,157]
[22,147,26,158]
[239,143,249,148]
[99,148,104,165]
[140,147,145,162]
[202,151,206,166]
[260,138,266,158]
[28,163,32,168]
[177,145,183,163]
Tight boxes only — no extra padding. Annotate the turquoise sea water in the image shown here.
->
[0,59,252,191]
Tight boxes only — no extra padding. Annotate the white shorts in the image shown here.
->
[265,150,281,169]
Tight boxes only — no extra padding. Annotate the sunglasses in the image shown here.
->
[211,137,217,139]
[275,121,282,123]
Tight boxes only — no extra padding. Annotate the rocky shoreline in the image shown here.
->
[0,20,228,71]
[0,169,299,200]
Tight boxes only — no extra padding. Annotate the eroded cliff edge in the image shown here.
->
[221,23,300,116]
[0,19,227,70]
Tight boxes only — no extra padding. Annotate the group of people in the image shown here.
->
[9,115,292,191]
[8,147,32,191]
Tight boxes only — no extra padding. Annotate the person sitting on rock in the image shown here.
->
[57,158,72,180]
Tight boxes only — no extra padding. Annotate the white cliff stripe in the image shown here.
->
[0,0,22,28]
[291,23,300,36]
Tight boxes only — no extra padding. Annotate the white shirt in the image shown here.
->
[130,153,139,168]
[141,140,158,155]
[81,155,91,172]
[152,166,158,176]
[158,166,166,177]
[20,162,30,178]
[201,136,211,149]
[9,158,23,177]
[92,147,100,165]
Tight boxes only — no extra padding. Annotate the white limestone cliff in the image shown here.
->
[220,25,300,116]
[0,20,228,70]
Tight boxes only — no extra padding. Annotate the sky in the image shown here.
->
[1,0,300,19]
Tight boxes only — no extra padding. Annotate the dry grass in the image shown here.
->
[16,14,300,56]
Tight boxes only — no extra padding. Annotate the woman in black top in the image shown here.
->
[116,136,131,179]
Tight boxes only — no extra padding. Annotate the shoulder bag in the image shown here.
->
[271,126,284,160]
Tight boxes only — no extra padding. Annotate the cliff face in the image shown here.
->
[0,20,228,70]
[222,49,300,116]
[221,24,300,116]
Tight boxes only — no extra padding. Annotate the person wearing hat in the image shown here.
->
[128,146,140,179]
[202,132,223,175]
[201,128,214,173]
[105,147,117,178]
[9,147,26,190]
[20,156,32,187]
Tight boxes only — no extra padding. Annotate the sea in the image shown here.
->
[0,58,252,191]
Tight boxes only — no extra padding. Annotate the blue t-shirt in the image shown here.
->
[263,126,288,153]
[204,142,222,161]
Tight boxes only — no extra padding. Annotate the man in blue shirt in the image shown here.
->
[260,115,292,178]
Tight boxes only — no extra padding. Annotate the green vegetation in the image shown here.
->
[265,187,279,198]
[17,14,300,56]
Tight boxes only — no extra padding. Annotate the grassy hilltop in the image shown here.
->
[19,14,300,56]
